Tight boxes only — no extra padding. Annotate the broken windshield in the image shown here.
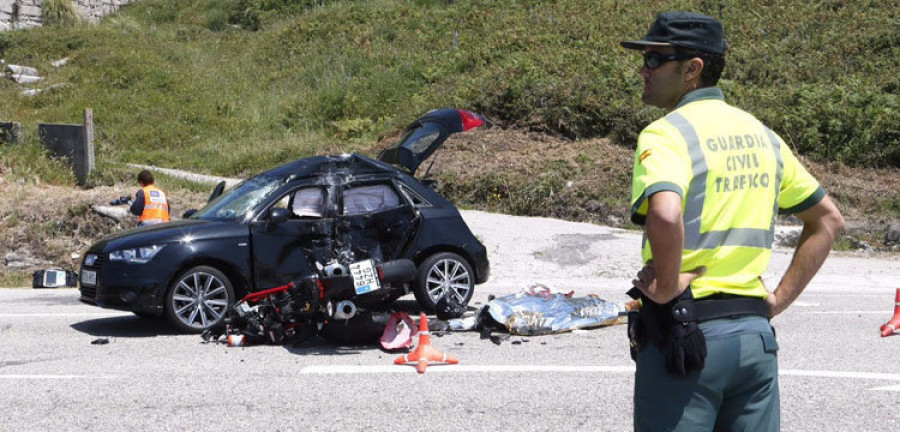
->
[192,174,284,222]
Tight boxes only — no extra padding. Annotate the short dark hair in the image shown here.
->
[138,170,154,185]
[676,47,725,87]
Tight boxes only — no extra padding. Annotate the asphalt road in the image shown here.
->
[2,210,899,431]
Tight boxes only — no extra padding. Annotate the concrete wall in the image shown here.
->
[0,0,136,31]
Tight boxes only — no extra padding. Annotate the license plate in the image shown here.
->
[81,270,97,286]
[350,260,381,295]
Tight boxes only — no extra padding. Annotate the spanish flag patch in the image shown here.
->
[639,149,652,164]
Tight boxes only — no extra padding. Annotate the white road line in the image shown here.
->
[0,374,121,379]
[301,365,900,390]
[871,384,900,391]
[804,311,889,314]
[303,365,900,379]
[0,313,131,318]
[780,369,900,381]
[302,365,636,374]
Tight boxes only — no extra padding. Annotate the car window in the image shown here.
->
[291,188,326,218]
[272,195,290,210]
[397,183,431,207]
[193,174,283,221]
[405,128,441,155]
[343,184,400,215]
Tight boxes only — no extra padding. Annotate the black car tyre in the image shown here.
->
[414,252,474,313]
[165,266,234,333]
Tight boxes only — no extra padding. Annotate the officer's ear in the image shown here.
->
[683,57,704,83]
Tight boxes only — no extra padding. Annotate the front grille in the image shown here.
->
[86,253,107,269]
[80,250,105,301]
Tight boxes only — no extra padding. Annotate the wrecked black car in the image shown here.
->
[79,109,490,333]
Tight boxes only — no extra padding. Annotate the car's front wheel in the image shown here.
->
[165,265,234,333]
[414,252,474,314]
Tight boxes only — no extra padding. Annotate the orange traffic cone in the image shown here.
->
[394,313,459,374]
[880,288,900,337]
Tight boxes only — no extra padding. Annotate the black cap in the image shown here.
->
[620,12,727,54]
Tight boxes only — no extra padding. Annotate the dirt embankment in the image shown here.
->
[0,180,209,285]
[1,128,898,285]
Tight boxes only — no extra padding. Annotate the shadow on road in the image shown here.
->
[282,335,382,356]
[70,315,182,337]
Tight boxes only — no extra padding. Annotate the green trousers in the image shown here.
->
[634,319,780,432]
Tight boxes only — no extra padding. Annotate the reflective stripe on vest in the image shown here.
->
[664,112,784,250]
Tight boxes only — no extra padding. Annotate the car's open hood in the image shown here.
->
[376,108,484,176]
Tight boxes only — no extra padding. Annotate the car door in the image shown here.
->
[249,185,335,289]
[337,181,418,263]
[376,108,484,176]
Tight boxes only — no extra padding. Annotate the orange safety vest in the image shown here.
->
[140,185,170,224]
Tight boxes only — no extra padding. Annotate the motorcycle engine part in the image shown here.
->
[266,322,286,344]
[284,275,322,318]
[320,310,385,344]
[323,261,348,277]
[233,301,255,318]
[321,275,355,300]
[337,249,355,265]
[332,300,357,320]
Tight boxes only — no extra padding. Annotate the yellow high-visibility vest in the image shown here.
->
[630,88,824,299]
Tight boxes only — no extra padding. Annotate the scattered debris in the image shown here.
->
[203,260,419,348]
[32,269,77,288]
[490,334,509,345]
[435,293,466,320]
[449,284,635,337]
[380,311,418,351]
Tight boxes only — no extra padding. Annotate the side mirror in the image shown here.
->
[208,181,226,203]
[182,209,197,219]
[269,207,290,224]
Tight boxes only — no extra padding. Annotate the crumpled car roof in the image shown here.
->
[261,153,400,182]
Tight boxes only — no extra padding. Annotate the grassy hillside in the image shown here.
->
[0,0,897,213]
[0,0,898,286]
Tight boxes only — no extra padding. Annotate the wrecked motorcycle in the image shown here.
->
[206,258,430,346]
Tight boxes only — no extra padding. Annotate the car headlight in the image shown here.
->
[109,245,166,264]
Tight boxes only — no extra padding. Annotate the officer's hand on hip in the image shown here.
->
[632,260,706,302]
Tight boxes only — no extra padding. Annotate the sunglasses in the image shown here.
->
[642,52,696,70]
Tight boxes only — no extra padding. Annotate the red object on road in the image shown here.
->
[880,288,900,337]
[380,311,418,351]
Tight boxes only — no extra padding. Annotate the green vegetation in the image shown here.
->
[41,0,82,28]
[0,0,897,205]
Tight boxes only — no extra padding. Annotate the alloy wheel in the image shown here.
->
[169,269,231,331]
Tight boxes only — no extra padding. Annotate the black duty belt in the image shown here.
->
[672,295,769,323]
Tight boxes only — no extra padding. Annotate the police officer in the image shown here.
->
[130,170,170,226]
[621,12,845,431]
